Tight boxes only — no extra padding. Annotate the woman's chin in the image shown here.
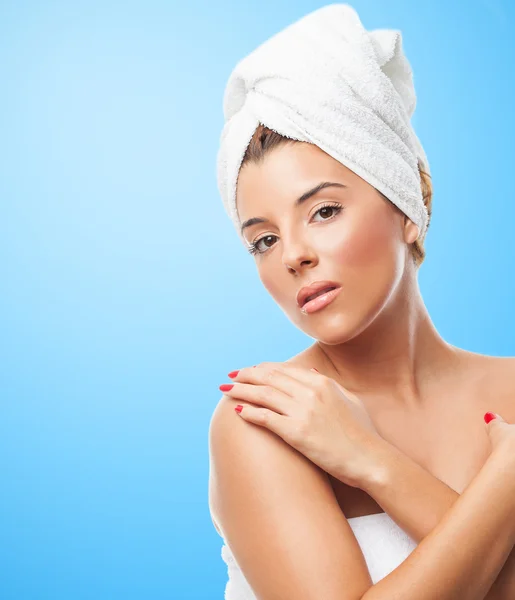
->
[302,314,359,345]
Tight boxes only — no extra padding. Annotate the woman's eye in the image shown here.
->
[312,204,341,221]
[247,235,277,256]
[247,202,344,256]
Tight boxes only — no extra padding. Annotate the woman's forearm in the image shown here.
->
[357,442,515,599]
[360,439,463,542]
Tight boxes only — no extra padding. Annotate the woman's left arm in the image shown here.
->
[362,438,515,600]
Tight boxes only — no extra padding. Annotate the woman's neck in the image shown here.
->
[312,292,461,411]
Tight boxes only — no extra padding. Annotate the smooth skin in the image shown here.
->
[208,141,515,598]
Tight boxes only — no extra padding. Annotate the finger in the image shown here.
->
[260,361,322,386]
[222,381,292,415]
[235,403,286,438]
[263,362,351,397]
[229,363,314,410]
[234,362,323,395]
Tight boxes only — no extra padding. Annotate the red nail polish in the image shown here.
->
[219,384,234,392]
[234,405,243,413]
[484,412,496,424]
[228,370,239,378]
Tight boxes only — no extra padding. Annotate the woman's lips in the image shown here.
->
[301,286,342,314]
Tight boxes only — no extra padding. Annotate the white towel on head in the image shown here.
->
[216,3,430,246]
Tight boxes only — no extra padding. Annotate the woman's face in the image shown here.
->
[235,142,420,344]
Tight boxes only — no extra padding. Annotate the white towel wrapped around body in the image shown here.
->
[216,3,430,245]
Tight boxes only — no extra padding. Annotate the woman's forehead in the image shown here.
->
[236,144,357,211]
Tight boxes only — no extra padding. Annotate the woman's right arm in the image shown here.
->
[209,396,375,600]
[209,396,515,600]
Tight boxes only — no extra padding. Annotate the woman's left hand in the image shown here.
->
[220,362,388,488]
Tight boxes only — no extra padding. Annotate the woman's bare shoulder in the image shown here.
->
[484,354,515,404]
[459,350,515,417]
[463,351,515,385]
[208,393,373,599]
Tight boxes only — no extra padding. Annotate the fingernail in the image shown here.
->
[234,405,243,413]
[484,412,496,424]
[228,370,239,378]
[220,384,234,392]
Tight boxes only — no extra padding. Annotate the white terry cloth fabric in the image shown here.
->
[220,512,418,599]
[216,3,431,247]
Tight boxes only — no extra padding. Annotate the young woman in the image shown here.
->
[209,5,515,599]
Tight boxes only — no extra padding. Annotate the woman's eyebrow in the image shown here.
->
[240,181,347,235]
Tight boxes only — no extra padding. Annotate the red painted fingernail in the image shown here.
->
[228,370,239,378]
[219,384,234,392]
[234,405,243,413]
[484,412,496,424]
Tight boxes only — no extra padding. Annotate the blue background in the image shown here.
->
[1,0,513,598]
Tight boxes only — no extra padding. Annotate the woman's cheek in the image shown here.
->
[334,219,396,268]
[331,223,400,312]
[260,269,284,302]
